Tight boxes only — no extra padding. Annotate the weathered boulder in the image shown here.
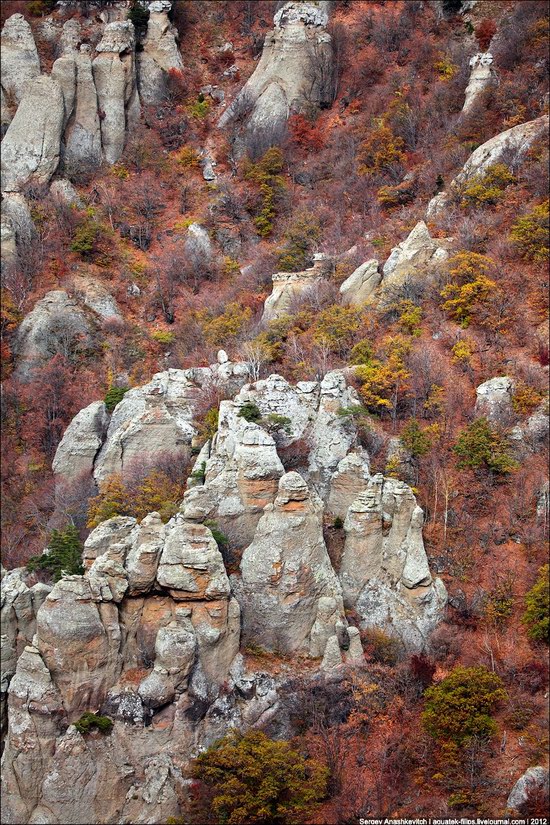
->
[0,14,40,107]
[262,254,333,322]
[326,450,371,520]
[506,766,549,813]
[185,222,212,264]
[52,400,110,484]
[474,376,514,425]
[339,259,381,305]
[382,221,451,287]
[61,48,103,177]
[0,76,65,192]
[50,177,83,207]
[462,52,495,115]
[427,115,549,218]
[12,290,93,379]
[238,472,345,656]
[218,1,332,153]
[71,274,122,319]
[340,474,446,650]
[1,569,51,739]
[137,0,184,105]
[93,21,140,164]
[1,192,35,246]
[156,521,231,601]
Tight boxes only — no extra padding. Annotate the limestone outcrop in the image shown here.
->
[339,259,381,305]
[474,376,514,425]
[0,14,40,109]
[218,1,333,153]
[0,75,65,192]
[238,472,346,656]
[461,52,495,115]
[61,48,103,177]
[339,474,447,649]
[53,357,251,491]
[381,221,452,288]
[93,21,140,165]
[12,290,94,380]
[137,0,184,105]
[506,766,549,813]
[262,254,332,322]
[427,115,550,218]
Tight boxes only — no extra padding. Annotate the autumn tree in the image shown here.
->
[188,729,328,825]
[26,524,84,581]
[440,252,497,327]
[423,666,507,745]
[522,565,549,643]
[453,417,518,476]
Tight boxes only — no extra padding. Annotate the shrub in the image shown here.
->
[277,213,321,272]
[358,123,405,177]
[244,147,286,237]
[475,18,497,51]
[312,304,362,355]
[333,516,344,529]
[197,406,219,443]
[200,303,252,348]
[401,418,431,458]
[509,200,549,262]
[440,252,497,327]
[151,329,176,345]
[87,475,132,527]
[104,385,129,413]
[204,520,229,554]
[74,712,113,735]
[459,163,514,208]
[522,565,549,643]
[189,729,328,825]
[453,417,518,476]
[27,0,57,15]
[451,339,474,364]
[26,524,84,582]
[349,340,374,366]
[264,413,292,434]
[188,97,210,120]
[175,145,200,169]
[238,401,262,423]
[422,666,507,745]
[189,461,207,486]
[512,381,544,415]
[362,628,401,665]
[71,219,99,258]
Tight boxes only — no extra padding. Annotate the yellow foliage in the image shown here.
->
[199,302,252,347]
[358,123,406,176]
[440,252,497,326]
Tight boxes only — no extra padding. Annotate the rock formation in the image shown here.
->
[427,115,550,218]
[0,14,40,110]
[0,76,65,192]
[339,259,381,305]
[381,221,452,289]
[219,1,333,153]
[340,474,447,650]
[461,52,495,115]
[474,376,514,425]
[506,766,549,813]
[137,0,184,105]
[262,254,333,322]
[12,290,94,380]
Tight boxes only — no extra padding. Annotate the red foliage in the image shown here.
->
[287,114,325,152]
[475,18,497,51]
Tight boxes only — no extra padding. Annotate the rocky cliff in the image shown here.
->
[1,366,446,823]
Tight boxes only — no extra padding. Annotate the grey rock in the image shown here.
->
[218,1,332,155]
[50,178,83,207]
[475,376,514,425]
[62,50,103,177]
[137,2,183,105]
[506,766,549,813]
[1,76,65,192]
[0,14,40,106]
[382,221,451,288]
[52,400,110,484]
[239,472,345,656]
[462,52,495,115]
[12,290,93,379]
[340,259,381,305]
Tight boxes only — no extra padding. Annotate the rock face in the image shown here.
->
[262,254,333,322]
[382,221,451,288]
[340,259,381,305]
[474,376,514,425]
[506,766,549,813]
[340,474,447,650]
[0,568,51,740]
[427,115,549,218]
[137,0,184,105]
[0,14,40,108]
[0,75,65,192]
[12,290,93,379]
[462,52,495,115]
[93,21,140,164]
[218,1,333,153]
[238,472,346,656]
[2,365,446,822]
[53,358,251,491]
[61,48,103,177]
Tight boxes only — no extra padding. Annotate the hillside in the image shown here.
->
[0,1,548,822]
